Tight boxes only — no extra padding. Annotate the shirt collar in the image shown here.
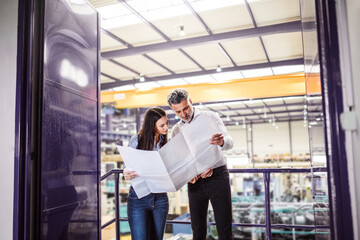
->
[154,134,164,149]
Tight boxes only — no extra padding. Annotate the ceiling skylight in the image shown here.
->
[189,0,244,12]
[98,0,246,29]
[241,68,273,78]
[157,78,188,86]
[272,65,304,75]
[185,75,215,84]
[135,81,161,90]
[211,71,244,81]
[113,85,136,91]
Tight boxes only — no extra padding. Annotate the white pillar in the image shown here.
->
[0,0,19,238]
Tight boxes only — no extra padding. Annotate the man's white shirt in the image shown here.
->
[171,108,233,169]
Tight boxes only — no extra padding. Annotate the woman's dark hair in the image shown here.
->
[137,107,168,150]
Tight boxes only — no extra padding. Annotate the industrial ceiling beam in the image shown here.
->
[115,0,204,73]
[139,100,318,114]
[117,0,171,41]
[244,0,273,75]
[165,109,319,119]
[101,73,309,108]
[101,21,301,59]
[183,0,237,67]
[101,58,304,89]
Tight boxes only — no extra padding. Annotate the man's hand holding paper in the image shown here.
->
[210,133,224,146]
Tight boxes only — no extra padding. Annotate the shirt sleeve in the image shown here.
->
[128,135,139,149]
[123,135,139,169]
[211,112,233,151]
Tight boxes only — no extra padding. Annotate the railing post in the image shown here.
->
[264,172,271,240]
[114,172,120,240]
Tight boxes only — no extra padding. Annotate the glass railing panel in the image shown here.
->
[231,173,266,225]
[270,172,327,226]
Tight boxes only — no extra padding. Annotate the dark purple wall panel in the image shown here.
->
[42,86,98,206]
[41,0,99,239]
[43,0,98,97]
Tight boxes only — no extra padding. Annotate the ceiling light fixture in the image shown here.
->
[139,74,145,82]
[272,115,276,126]
[216,65,222,72]
[179,25,185,36]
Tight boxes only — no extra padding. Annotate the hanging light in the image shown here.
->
[139,74,145,82]
[179,25,185,36]
[272,115,276,126]
[216,65,222,72]
[242,117,246,129]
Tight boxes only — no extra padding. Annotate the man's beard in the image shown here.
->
[181,107,194,123]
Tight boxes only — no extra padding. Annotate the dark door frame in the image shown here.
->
[315,0,354,239]
[14,0,35,238]
[14,0,46,239]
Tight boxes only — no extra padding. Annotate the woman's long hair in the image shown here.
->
[137,107,168,150]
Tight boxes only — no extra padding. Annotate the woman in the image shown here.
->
[124,107,169,240]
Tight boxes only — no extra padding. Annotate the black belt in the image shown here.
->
[212,165,228,177]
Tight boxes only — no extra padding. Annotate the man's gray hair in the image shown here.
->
[167,88,189,106]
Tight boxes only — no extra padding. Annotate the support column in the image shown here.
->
[135,108,141,133]
[105,114,112,132]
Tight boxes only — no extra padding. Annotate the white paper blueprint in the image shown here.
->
[116,114,224,198]
[116,146,177,198]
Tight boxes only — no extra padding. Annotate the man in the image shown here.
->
[167,88,234,240]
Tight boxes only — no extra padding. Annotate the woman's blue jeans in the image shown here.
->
[127,187,169,240]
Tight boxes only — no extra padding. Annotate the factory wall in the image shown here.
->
[227,120,313,158]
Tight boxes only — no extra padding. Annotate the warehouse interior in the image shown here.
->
[2,0,360,239]
[87,0,329,239]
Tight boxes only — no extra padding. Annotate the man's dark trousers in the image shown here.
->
[187,165,233,240]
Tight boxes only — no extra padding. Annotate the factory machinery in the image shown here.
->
[206,201,329,240]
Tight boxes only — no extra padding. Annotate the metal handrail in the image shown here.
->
[100,167,330,240]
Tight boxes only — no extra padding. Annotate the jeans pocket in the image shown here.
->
[128,187,139,200]
[157,194,169,205]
